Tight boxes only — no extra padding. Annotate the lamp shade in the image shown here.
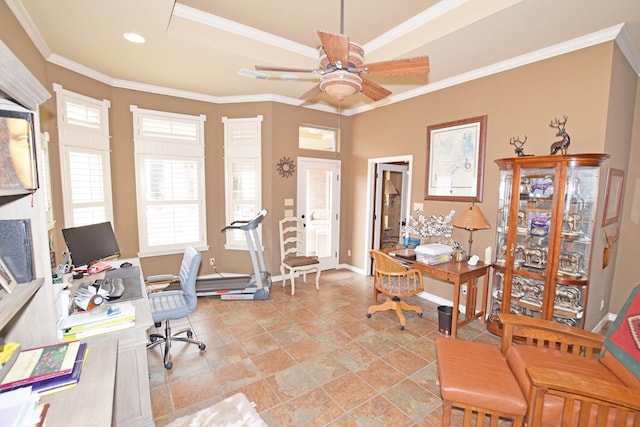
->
[452,204,491,231]
[319,70,362,102]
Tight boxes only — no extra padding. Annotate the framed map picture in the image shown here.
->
[425,115,487,202]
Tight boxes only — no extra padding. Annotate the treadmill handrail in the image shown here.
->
[220,209,268,232]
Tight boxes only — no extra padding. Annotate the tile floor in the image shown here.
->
[147,269,503,426]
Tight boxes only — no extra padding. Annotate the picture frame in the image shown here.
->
[425,115,487,202]
[602,168,624,226]
[0,107,39,196]
[0,257,17,294]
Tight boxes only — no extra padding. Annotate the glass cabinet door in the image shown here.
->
[553,165,600,326]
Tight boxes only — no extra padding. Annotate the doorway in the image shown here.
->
[297,157,341,271]
[365,155,413,274]
[373,163,409,251]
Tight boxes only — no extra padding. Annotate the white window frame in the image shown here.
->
[131,106,207,256]
[53,84,113,228]
[39,131,54,230]
[222,116,263,250]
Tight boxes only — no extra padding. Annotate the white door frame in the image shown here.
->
[364,155,413,275]
[373,163,409,250]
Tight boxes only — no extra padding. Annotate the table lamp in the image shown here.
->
[452,202,491,258]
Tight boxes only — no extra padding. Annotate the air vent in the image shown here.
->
[237,68,270,80]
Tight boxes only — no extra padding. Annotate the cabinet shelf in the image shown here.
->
[488,154,609,334]
[0,278,43,331]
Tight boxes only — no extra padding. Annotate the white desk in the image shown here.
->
[58,258,154,427]
[41,340,118,427]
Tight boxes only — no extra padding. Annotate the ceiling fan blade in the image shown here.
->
[300,84,323,100]
[357,56,430,76]
[317,30,349,68]
[361,78,392,101]
[255,65,316,73]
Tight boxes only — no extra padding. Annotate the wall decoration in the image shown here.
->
[549,115,571,155]
[0,257,17,294]
[602,168,624,226]
[603,227,619,269]
[0,107,38,196]
[276,156,296,178]
[509,136,532,157]
[425,115,487,202]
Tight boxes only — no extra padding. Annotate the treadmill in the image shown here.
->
[162,210,271,300]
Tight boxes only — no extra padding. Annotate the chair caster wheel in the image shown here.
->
[187,331,193,338]
[199,343,206,351]
[418,312,423,317]
[399,325,405,331]
[149,336,158,343]
[164,361,173,369]
[366,313,372,318]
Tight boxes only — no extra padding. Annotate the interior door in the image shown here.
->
[372,163,408,251]
[297,157,340,270]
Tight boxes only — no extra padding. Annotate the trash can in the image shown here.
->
[437,305,454,336]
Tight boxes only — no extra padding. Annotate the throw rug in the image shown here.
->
[604,284,640,379]
[165,393,267,427]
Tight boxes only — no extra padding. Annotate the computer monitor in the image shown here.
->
[62,221,121,268]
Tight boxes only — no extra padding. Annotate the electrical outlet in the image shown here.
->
[209,257,215,267]
[600,299,605,310]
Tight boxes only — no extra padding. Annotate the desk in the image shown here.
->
[41,340,118,427]
[63,258,154,427]
[382,252,491,337]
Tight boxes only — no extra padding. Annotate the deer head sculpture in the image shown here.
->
[509,136,531,157]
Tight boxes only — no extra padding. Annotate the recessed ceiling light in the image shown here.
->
[123,32,145,43]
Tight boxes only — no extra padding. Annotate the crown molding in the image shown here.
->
[616,24,640,75]
[4,0,52,59]
[7,0,635,118]
[348,24,628,116]
[172,3,317,59]
[0,40,50,109]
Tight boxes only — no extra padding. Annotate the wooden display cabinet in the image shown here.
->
[487,154,609,335]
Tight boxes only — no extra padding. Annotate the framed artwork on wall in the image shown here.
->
[0,106,39,196]
[425,115,487,202]
[602,168,624,226]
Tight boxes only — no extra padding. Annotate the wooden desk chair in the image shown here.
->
[368,250,424,330]
[278,216,320,295]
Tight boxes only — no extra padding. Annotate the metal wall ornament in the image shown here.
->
[276,156,296,178]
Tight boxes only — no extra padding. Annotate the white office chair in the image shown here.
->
[279,216,321,295]
[147,246,205,369]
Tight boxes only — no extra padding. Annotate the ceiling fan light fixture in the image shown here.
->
[320,70,362,102]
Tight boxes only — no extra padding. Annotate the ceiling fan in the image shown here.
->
[255,1,429,103]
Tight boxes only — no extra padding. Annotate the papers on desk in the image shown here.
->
[0,386,45,427]
[60,302,136,342]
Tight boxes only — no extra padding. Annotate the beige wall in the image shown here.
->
[2,0,638,329]
[347,42,636,329]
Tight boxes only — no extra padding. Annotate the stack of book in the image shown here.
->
[0,341,88,396]
[60,301,136,342]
